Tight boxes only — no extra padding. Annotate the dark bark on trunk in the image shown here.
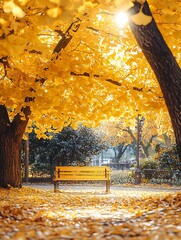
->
[129,1,181,161]
[0,134,22,188]
[0,105,30,188]
[113,144,128,162]
[117,144,128,161]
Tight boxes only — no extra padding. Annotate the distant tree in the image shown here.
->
[124,127,157,158]
[113,143,129,163]
[99,119,158,159]
[29,125,108,176]
[29,132,49,164]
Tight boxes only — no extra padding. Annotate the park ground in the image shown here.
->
[0,183,181,240]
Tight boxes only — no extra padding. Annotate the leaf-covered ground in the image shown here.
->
[0,186,181,240]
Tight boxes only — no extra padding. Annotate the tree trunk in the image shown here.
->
[117,143,128,161]
[0,105,30,188]
[141,144,148,158]
[0,134,22,188]
[129,1,181,160]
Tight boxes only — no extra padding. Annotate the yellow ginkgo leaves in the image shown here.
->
[3,1,25,18]
[0,186,180,239]
[0,0,180,136]
[46,7,62,18]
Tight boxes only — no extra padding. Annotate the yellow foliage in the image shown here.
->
[0,186,180,239]
[0,0,180,135]
[46,7,62,18]
[3,1,26,18]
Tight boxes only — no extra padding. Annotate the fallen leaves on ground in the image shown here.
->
[0,186,181,239]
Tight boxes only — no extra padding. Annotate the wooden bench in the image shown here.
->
[53,166,111,193]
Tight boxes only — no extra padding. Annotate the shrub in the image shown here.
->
[30,162,51,177]
[158,144,181,171]
[141,158,159,170]
[140,158,159,180]
[111,170,134,184]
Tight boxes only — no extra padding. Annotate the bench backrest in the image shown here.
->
[54,166,110,181]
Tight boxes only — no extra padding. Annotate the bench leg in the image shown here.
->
[106,180,110,194]
[54,181,58,193]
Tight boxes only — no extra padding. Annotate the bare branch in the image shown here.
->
[0,56,9,79]
[70,71,122,86]
[53,15,86,54]
[11,106,31,142]
[124,127,137,143]
[106,79,122,86]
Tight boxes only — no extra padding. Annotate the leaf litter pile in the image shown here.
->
[0,186,180,240]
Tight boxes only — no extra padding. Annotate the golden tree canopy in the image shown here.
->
[0,0,180,137]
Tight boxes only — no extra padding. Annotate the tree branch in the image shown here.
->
[53,15,86,54]
[141,134,157,157]
[0,56,9,79]
[71,71,161,92]
[124,127,137,144]
[71,71,122,86]
[11,106,31,142]
[117,143,128,160]
[0,105,10,132]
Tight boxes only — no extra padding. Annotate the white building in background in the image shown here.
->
[91,146,136,167]
[91,148,114,166]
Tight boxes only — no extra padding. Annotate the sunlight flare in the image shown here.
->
[115,11,128,27]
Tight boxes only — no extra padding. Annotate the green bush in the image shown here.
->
[140,158,159,180]
[30,162,52,177]
[111,170,134,184]
[158,144,180,171]
[141,158,159,170]
[139,144,181,184]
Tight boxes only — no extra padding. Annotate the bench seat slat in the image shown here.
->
[54,176,108,180]
[55,166,109,171]
[53,166,111,193]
